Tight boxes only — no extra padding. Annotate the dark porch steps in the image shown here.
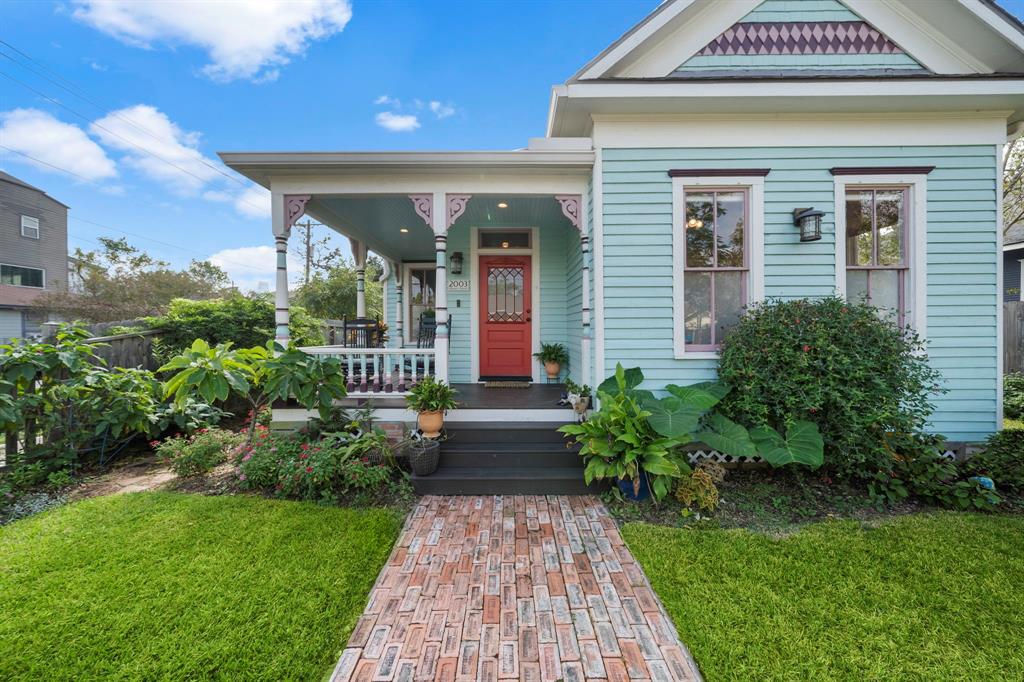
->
[411,422,605,495]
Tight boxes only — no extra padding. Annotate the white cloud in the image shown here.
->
[72,0,352,83]
[0,108,117,181]
[233,184,271,219]
[207,244,303,291]
[429,100,456,119]
[90,104,222,194]
[375,111,420,133]
[374,94,400,107]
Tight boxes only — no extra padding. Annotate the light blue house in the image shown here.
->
[223,0,1024,457]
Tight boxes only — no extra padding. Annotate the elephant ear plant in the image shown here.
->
[160,339,347,443]
[559,364,825,501]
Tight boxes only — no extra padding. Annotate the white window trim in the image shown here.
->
[402,261,436,346]
[833,174,928,340]
[0,262,46,289]
[20,215,40,239]
[672,175,765,360]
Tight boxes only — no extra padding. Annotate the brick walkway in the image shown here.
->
[330,495,701,682]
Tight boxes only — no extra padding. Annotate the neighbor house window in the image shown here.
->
[407,266,436,341]
[681,188,749,349]
[1,264,44,288]
[845,187,908,325]
[20,216,40,239]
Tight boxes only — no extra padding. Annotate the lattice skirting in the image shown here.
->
[686,444,968,465]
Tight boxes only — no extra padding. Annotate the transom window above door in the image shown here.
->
[682,188,749,350]
[479,229,531,250]
[845,187,908,325]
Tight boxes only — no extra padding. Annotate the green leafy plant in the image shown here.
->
[160,339,347,442]
[156,427,244,477]
[750,421,825,469]
[564,378,592,398]
[966,429,1024,492]
[153,398,229,435]
[1005,373,1024,421]
[676,467,720,512]
[717,297,943,479]
[533,342,569,366]
[405,376,458,413]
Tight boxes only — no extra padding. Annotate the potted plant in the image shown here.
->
[405,376,458,438]
[534,342,569,380]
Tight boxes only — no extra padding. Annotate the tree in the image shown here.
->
[1004,139,1024,234]
[291,220,344,285]
[37,237,232,322]
[291,256,384,320]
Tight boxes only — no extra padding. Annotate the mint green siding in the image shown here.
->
[741,0,859,22]
[600,145,999,442]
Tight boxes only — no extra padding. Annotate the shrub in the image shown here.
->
[718,297,943,479]
[675,468,719,512]
[1005,374,1024,420]
[148,295,322,362]
[967,429,1024,492]
[156,428,244,477]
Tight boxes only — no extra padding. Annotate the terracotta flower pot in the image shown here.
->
[417,410,444,438]
[544,361,561,379]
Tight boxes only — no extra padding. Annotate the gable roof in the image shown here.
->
[0,169,69,208]
[571,0,1024,81]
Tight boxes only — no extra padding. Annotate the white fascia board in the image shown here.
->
[266,174,589,197]
[219,149,594,173]
[844,0,988,74]
[572,0,697,81]
[1004,243,1024,251]
[958,0,1024,60]
[592,112,1011,148]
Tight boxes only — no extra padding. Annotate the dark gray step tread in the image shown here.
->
[418,466,588,480]
[442,442,578,453]
[444,422,572,430]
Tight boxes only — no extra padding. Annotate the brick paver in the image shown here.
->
[330,495,702,682]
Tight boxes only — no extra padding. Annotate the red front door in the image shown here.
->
[479,255,532,379]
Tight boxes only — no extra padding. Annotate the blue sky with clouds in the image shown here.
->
[3,0,1024,290]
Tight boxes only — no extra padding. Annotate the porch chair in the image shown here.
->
[403,313,448,381]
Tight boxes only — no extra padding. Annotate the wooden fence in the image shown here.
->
[84,329,163,371]
[1006,301,1024,374]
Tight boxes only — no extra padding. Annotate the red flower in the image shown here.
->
[305,466,313,473]
[299,453,309,460]
[802,345,811,352]
[300,443,310,450]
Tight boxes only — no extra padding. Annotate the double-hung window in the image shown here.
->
[406,266,436,342]
[844,187,909,326]
[672,174,764,357]
[21,215,40,239]
[1,264,44,288]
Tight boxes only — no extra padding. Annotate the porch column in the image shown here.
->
[556,195,590,387]
[274,193,311,345]
[351,238,367,318]
[391,260,404,344]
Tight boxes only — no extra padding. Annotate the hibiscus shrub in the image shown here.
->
[235,426,408,504]
[717,297,943,478]
[156,428,244,477]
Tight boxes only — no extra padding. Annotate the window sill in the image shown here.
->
[674,350,720,361]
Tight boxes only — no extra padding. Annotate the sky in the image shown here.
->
[3,0,1024,291]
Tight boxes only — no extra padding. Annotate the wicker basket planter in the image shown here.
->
[407,439,441,476]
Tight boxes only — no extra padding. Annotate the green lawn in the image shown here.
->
[0,492,402,681]
[624,513,1024,681]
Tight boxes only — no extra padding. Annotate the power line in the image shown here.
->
[0,68,265,213]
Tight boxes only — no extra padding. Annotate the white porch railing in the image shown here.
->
[300,346,437,395]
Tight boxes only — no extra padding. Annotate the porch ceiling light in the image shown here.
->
[497,201,508,208]
[399,227,409,233]
[450,251,464,275]
[793,207,824,242]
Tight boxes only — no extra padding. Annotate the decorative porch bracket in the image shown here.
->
[447,194,471,229]
[555,195,581,230]
[409,194,432,228]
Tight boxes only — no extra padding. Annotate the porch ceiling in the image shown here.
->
[308,194,577,262]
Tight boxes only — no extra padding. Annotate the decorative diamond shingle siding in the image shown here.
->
[697,21,904,56]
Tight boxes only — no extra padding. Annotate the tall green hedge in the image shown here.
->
[147,295,322,361]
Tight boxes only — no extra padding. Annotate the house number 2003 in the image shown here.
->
[448,279,470,290]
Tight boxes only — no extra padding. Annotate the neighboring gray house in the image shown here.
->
[0,170,68,342]
[1006,223,1024,302]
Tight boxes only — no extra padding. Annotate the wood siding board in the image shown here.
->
[601,144,999,441]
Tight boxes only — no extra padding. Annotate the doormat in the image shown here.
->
[484,381,531,388]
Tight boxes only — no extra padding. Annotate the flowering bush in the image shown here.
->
[718,298,943,479]
[235,427,406,503]
[156,427,245,477]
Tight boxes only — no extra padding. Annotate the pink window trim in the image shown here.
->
[682,187,750,351]
[844,186,910,327]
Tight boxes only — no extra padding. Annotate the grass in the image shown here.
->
[624,513,1024,681]
[0,492,403,681]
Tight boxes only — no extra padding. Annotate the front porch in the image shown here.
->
[222,145,595,407]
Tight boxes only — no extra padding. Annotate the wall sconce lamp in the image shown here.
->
[450,251,464,275]
[793,207,824,242]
